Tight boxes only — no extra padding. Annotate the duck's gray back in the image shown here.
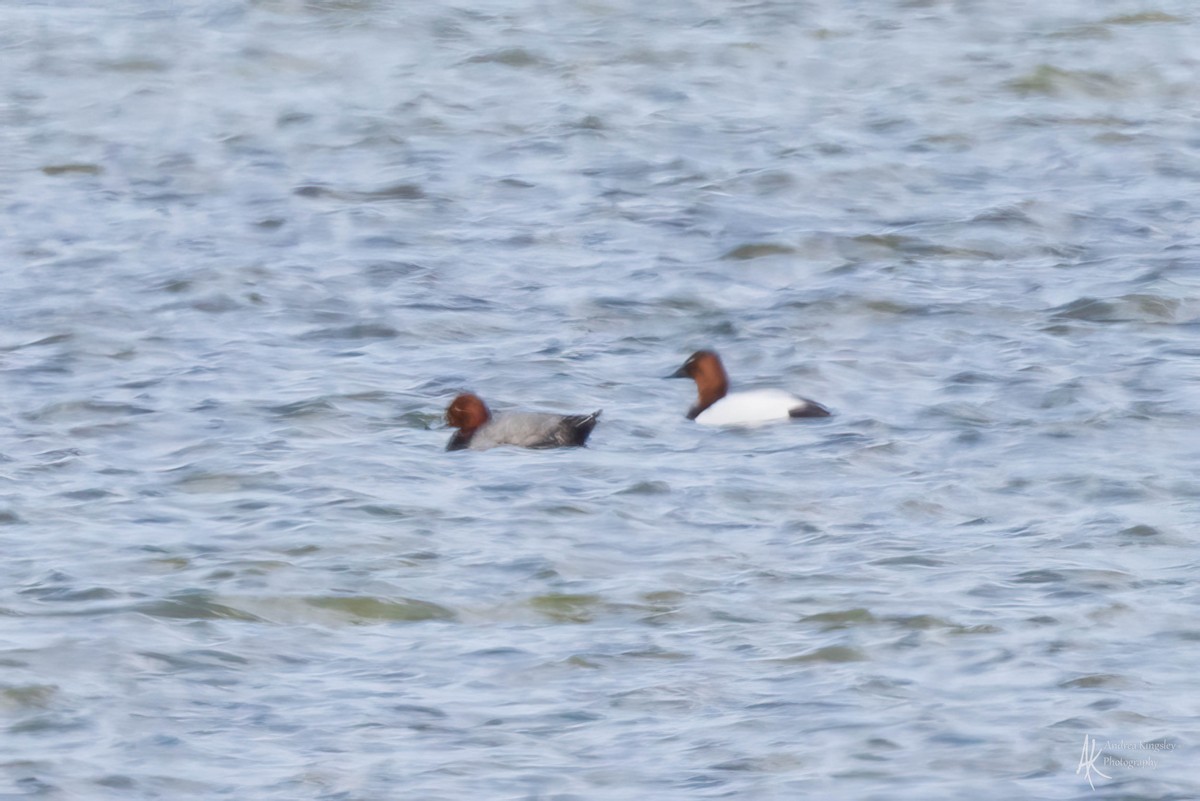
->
[470,411,599,450]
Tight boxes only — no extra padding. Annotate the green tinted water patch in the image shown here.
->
[1006,65,1125,98]
[1058,673,1129,689]
[801,608,999,635]
[1,684,57,709]
[134,595,263,622]
[889,614,1001,634]
[266,398,339,418]
[1119,524,1161,538]
[848,234,998,261]
[528,593,603,623]
[354,504,420,518]
[42,163,104,176]
[1051,295,1181,323]
[172,471,280,494]
[801,608,878,631]
[463,48,546,68]
[641,590,686,606]
[720,243,797,261]
[138,649,250,672]
[776,645,868,664]
[630,590,688,626]
[100,58,168,73]
[1103,12,1185,24]
[304,596,456,623]
[615,481,671,496]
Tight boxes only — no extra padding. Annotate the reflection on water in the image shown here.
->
[1,0,1198,798]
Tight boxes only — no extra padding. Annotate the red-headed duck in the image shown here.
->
[668,350,830,425]
[445,393,600,451]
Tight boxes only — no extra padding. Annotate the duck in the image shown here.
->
[667,350,830,425]
[445,392,600,451]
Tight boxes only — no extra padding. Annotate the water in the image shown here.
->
[2,1,1198,798]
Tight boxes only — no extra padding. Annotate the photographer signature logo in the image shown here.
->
[1077,735,1111,790]
[1077,735,1173,789]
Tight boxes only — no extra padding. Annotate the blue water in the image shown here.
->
[1,1,1198,798]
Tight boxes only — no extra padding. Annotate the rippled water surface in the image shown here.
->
[2,1,1199,798]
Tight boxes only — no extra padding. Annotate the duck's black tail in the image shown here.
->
[788,400,831,418]
[562,410,601,445]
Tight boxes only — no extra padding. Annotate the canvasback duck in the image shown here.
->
[445,393,600,451]
[668,350,830,425]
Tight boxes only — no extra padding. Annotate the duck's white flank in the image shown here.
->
[693,388,823,426]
